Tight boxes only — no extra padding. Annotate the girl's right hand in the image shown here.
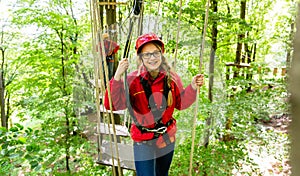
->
[114,58,129,81]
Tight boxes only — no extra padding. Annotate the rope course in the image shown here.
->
[90,0,130,175]
[90,0,143,175]
[89,0,210,175]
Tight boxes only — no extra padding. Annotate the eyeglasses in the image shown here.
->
[139,51,161,60]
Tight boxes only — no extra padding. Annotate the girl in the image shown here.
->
[104,33,204,176]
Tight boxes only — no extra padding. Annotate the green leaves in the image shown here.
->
[26,143,40,152]
[0,123,42,174]
[1,0,293,174]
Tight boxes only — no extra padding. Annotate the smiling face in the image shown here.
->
[139,42,162,76]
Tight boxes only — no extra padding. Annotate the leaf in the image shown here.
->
[18,137,27,144]
[9,127,19,132]
[34,164,41,171]
[29,160,39,169]
[24,154,32,160]
[8,153,20,159]
[27,143,40,152]
[0,127,7,135]
[15,123,24,130]
[25,127,33,134]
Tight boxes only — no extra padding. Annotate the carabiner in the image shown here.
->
[144,126,167,134]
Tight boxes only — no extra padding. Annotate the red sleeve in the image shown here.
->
[113,44,120,54]
[172,73,197,110]
[104,78,127,110]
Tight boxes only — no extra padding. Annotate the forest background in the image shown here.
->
[0,0,298,175]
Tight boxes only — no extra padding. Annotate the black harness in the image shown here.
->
[128,75,173,139]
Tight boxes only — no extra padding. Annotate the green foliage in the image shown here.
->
[0,123,109,175]
[5,0,96,175]
[0,124,42,175]
[1,0,293,175]
[171,131,250,176]
[170,73,289,175]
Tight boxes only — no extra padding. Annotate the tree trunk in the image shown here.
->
[137,5,144,36]
[0,48,6,128]
[6,93,10,128]
[203,0,217,148]
[59,26,71,172]
[252,42,257,62]
[106,1,116,27]
[105,0,119,85]
[290,3,300,175]
[208,0,218,103]
[224,0,247,142]
[234,0,246,78]
[286,22,294,81]
[99,0,104,30]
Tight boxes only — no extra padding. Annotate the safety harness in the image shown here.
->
[127,75,173,141]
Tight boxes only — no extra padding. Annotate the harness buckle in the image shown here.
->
[145,126,167,134]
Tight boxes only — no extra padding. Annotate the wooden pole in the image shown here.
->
[188,0,210,175]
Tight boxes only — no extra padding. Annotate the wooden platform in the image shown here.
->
[99,104,125,115]
[97,141,135,170]
[98,122,130,137]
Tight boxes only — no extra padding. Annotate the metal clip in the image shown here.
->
[145,126,167,134]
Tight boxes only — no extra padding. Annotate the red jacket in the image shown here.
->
[103,39,119,56]
[96,39,120,57]
[104,69,197,144]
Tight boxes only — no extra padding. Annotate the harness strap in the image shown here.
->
[139,75,170,127]
[137,118,174,137]
[128,75,172,137]
[140,75,169,112]
[162,133,171,145]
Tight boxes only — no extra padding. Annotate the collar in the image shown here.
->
[140,69,167,82]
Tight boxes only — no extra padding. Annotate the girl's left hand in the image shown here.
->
[191,74,204,90]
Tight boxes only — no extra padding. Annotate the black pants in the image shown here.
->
[103,56,114,87]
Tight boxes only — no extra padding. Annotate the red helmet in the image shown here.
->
[135,33,165,54]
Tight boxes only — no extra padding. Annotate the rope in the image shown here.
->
[123,0,143,140]
[102,34,121,176]
[90,0,103,163]
[188,0,210,175]
[91,0,122,175]
[173,0,183,70]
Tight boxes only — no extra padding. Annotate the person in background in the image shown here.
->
[102,33,120,82]
[104,33,204,176]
